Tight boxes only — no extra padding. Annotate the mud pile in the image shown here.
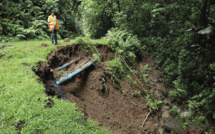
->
[34,44,165,133]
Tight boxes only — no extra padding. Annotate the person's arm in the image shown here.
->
[48,16,51,31]
[55,16,59,30]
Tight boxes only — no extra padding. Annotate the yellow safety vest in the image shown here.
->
[48,15,59,30]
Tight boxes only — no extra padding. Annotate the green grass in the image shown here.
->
[91,37,109,45]
[0,39,110,133]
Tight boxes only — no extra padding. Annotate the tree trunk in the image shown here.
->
[199,0,208,28]
[116,0,121,12]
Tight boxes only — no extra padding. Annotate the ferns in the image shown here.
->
[105,57,127,90]
[169,88,187,101]
[106,28,145,64]
[105,28,143,92]
[105,28,142,88]
[169,79,188,101]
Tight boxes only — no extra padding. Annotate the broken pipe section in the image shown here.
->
[56,59,97,85]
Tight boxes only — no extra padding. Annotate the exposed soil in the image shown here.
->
[44,98,54,108]
[34,44,166,133]
[34,44,207,133]
[35,44,203,133]
[0,45,11,50]
[179,128,204,134]
[16,120,25,131]
[136,52,170,100]
[41,44,48,47]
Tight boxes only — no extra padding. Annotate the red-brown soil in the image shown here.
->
[34,44,166,134]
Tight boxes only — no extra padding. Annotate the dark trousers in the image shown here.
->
[51,29,58,44]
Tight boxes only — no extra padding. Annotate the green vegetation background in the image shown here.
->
[1,0,215,133]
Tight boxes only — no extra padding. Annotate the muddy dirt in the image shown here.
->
[16,120,25,131]
[34,44,166,133]
[44,98,54,108]
[179,128,204,134]
[35,44,205,133]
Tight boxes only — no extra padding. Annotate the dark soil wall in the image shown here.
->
[34,44,166,134]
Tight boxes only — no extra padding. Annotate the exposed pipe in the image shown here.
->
[56,59,96,85]
[55,58,81,71]
[74,59,90,69]
[51,83,67,99]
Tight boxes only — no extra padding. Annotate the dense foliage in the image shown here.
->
[80,0,215,120]
[1,0,215,125]
[78,0,215,120]
[0,0,82,42]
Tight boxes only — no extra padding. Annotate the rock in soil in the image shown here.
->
[41,44,48,47]
[64,38,70,42]
[162,117,184,133]
[144,121,156,133]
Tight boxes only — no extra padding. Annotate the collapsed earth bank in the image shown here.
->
[34,44,203,134]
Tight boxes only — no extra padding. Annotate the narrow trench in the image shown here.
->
[34,44,166,134]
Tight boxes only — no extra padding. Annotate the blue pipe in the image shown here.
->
[55,60,75,71]
[56,61,93,85]
[51,83,67,99]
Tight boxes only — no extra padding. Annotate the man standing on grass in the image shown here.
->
[48,10,60,45]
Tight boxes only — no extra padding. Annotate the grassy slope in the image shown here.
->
[0,39,110,134]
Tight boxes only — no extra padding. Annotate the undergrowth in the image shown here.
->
[105,28,163,111]
[105,57,127,90]
[143,25,215,131]
[76,37,101,65]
